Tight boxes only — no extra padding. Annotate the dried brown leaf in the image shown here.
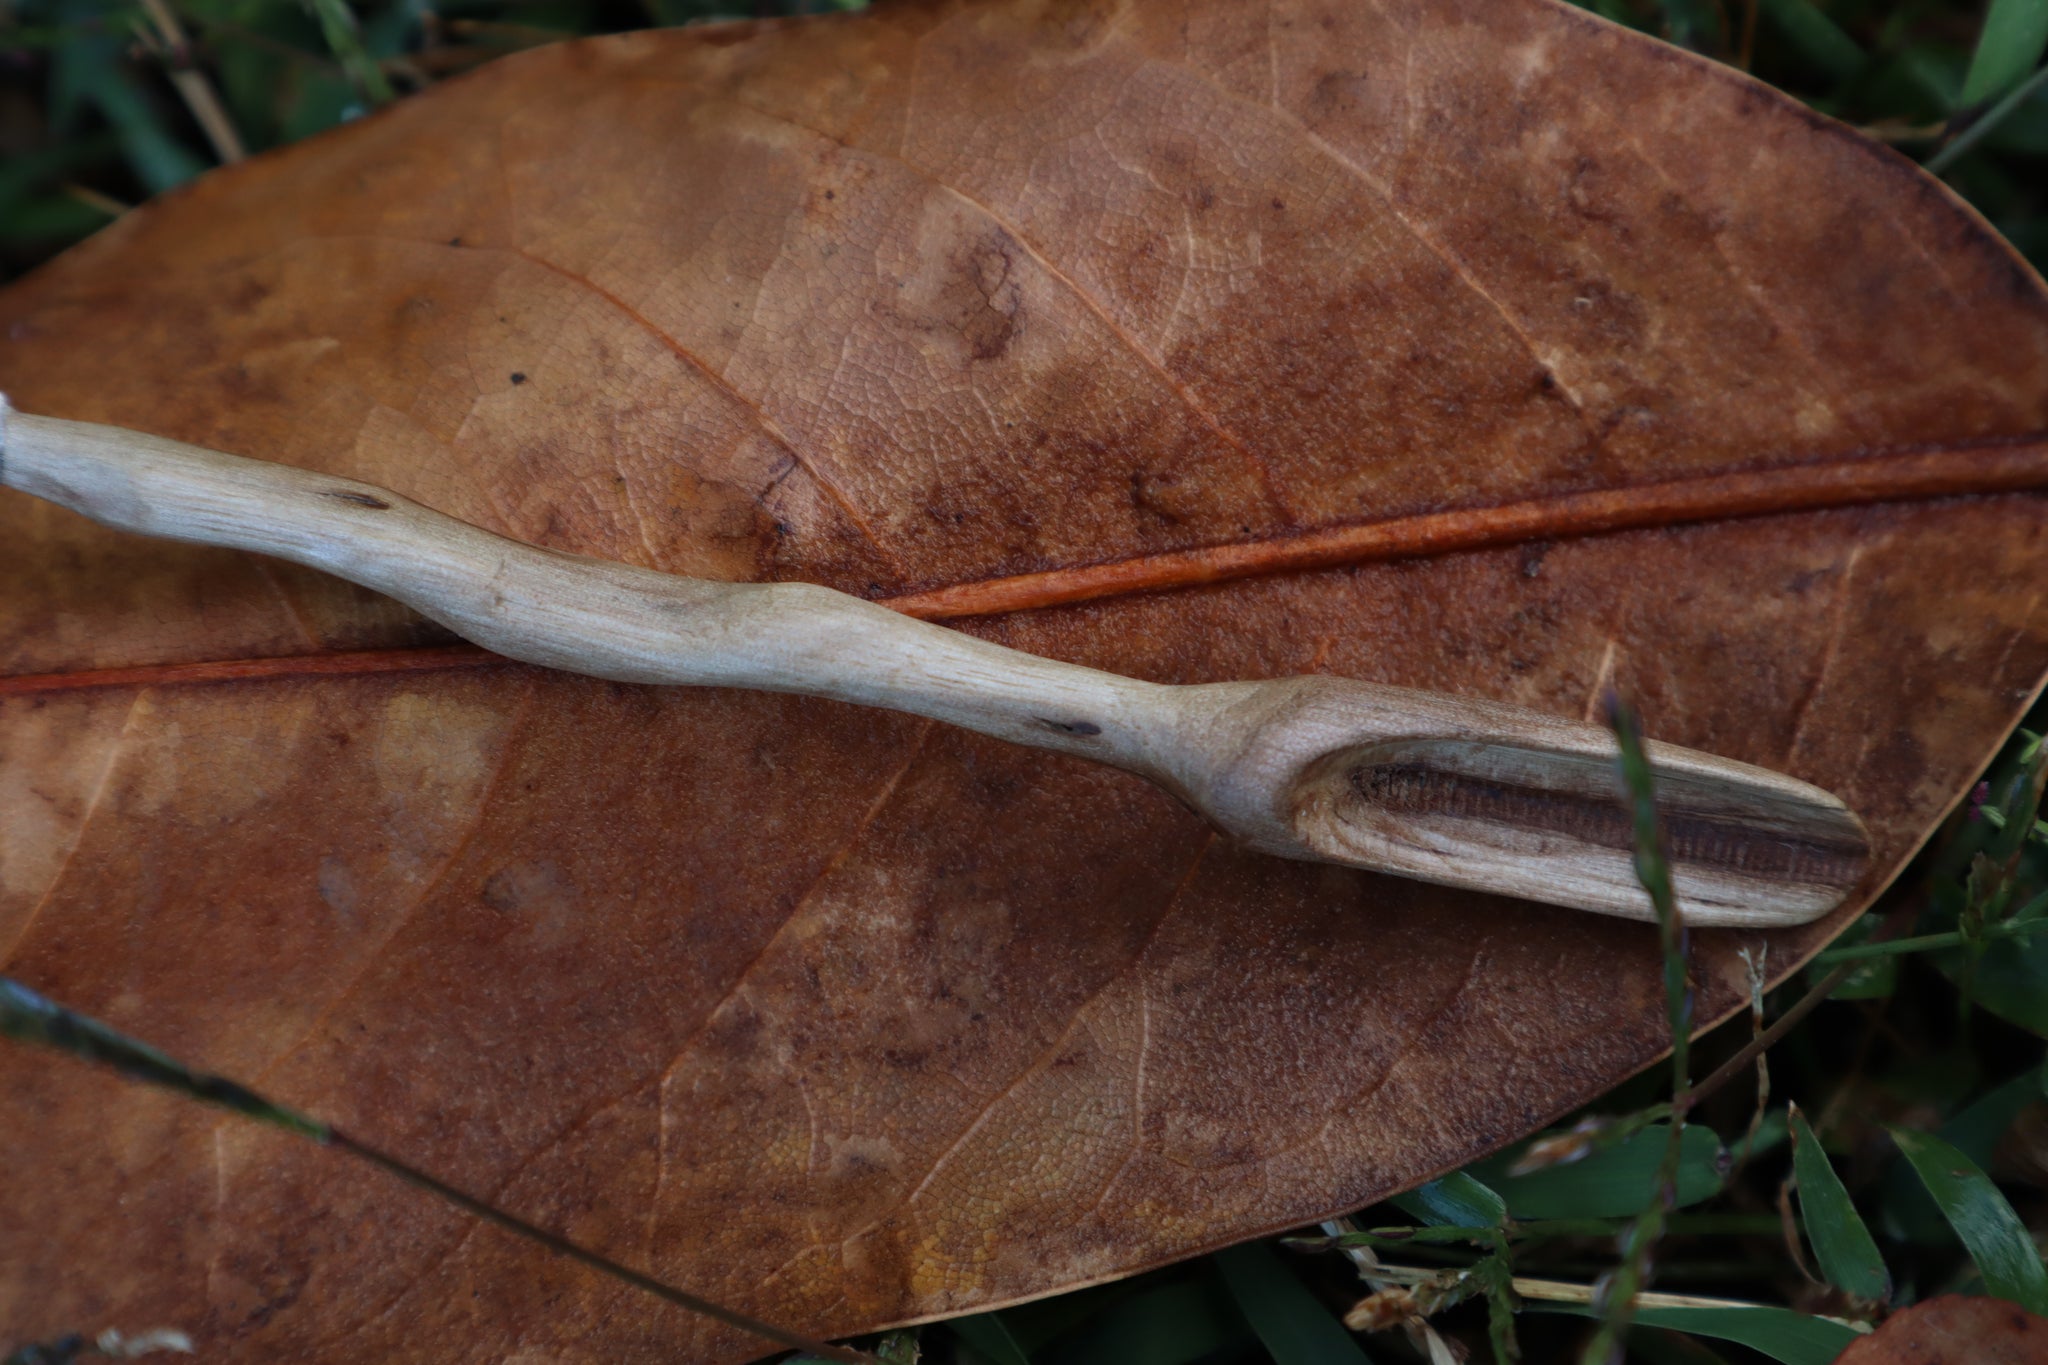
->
[4,1,2048,1360]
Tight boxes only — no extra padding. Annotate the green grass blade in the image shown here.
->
[1536,1303,1862,1365]
[1887,1125,2048,1312]
[1049,1275,1253,1365]
[1212,1242,1376,1365]
[1758,0,1867,81]
[1654,0,1726,50]
[995,1279,1147,1355]
[1962,0,2048,105]
[1390,1172,1510,1229]
[1883,1064,2047,1244]
[1470,1124,1727,1219]
[0,976,328,1138]
[0,976,873,1363]
[1625,1326,1736,1365]
[1788,1107,1890,1303]
[1932,931,2048,1034]
[1944,1063,2048,1162]
[50,37,205,195]
[946,1312,1032,1365]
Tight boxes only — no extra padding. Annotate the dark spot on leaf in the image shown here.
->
[510,372,527,385]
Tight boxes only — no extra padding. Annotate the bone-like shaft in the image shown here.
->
[0,401,1193,775]
[0,399,1870,926]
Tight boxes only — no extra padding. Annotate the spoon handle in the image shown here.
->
[0,400,1195,771]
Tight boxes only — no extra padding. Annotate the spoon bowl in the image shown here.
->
[1159,675,1871,926]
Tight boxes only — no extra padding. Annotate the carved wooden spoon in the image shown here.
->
[0,398,1870,927]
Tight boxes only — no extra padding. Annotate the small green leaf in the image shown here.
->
[945,1311,1032,1365]
[1470,1124,1726,1219]
[1535,1302,1862,1365]
[1212,1242,1376,1365]
[1888,1125,2048,1313]
[1883,1065,2046,1245]
[1788,1106,1890,1304]
[1390,1172,1509,1229]
[875,1329,921,1364]
[1962,0,2048,106]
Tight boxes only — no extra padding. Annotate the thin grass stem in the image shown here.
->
[1578,692,1694,1365]
[0,976,875,1365]
[134,0,247,163]
[1929,62,2048,171]
[1686,894,1923,1109]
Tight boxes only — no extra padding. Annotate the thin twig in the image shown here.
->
[1928,63,2048,173]
[1364,1263,1863,1323]
[134,0,246,164]
[1686,894,1923,1110]
[0,977,876,1365]
[60,183,132,218]
[1315,1213,1784,1251]
[1729,946,1771,1175]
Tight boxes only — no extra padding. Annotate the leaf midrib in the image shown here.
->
[3,430,2044,695]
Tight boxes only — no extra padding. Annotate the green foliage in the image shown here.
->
[1962,0,2048,105]
[1757,0,1866,82]
[1888,1125,2048,1313]
[1391,1172,1510,1229]
[1788,1105,1890,1304]
[1535,1303,1862,1365]
[946,1312,1032,1365]
[1880,1064,2048,1245]
[1213,1243,1377,1365]
[1008,1271,1256,1365]
[1470,1125,1729,1220]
